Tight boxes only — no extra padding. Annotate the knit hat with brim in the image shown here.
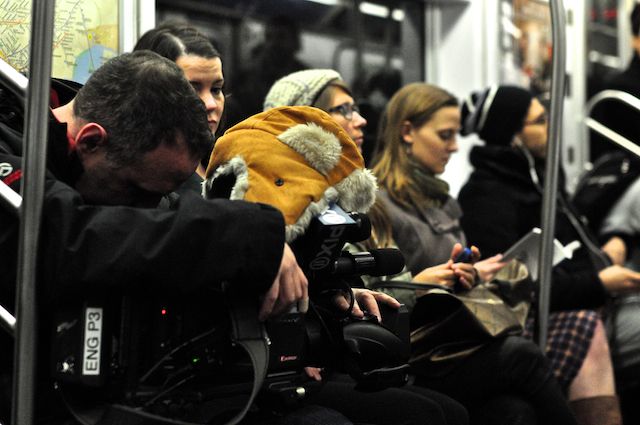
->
[460,85,532,146]
[263,69,342,111]
[203,106,377,243]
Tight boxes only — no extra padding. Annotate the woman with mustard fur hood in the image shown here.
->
[203,104,472,425]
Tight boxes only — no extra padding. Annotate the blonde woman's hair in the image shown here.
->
[371,83,458,208]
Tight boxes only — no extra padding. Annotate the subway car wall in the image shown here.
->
[1,0,634,196]
[154,0,636,196]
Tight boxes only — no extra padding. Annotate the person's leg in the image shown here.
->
[401,383,470,425]
[307,373,466,425]
[415,336,577,425]
[609,294,640,423]
[569,319,616,398]
[478,395,537,425]
[276,405,354,425]
[568,320,621,425]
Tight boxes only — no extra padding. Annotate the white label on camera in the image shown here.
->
[82,307,102,375]
[321,210,346,224]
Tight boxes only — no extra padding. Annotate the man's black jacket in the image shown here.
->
[0,80,285,420]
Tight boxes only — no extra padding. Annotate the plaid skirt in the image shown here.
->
[522,309,598,390]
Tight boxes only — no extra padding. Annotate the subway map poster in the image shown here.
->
[0,0,118,83]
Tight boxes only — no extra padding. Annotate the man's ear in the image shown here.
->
[401,120,413,145]
[633,36,640,56]
[75,123,107,155]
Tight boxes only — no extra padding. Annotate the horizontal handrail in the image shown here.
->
[0,304,15,336]
[0,180,21,216]
[0,57,26,217]
[0,181,18,336]
[0,58,27,103]
[0,60,24,338]
[585,89,640,159]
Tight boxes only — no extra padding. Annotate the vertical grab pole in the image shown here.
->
[536,0,566,349]
[12,1,56,425]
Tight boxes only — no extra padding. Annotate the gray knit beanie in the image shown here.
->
[263,69,342,111]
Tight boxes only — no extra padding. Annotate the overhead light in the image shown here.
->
[359,2,404,21]
[303,0,404,22]
[304,0,340,5]
[359,2,388,18]
[392,9,405,21]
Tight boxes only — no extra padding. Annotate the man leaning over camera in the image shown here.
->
[0,51,306,422]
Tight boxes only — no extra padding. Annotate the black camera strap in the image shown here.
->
[60,297,270,425]
[224,297,270,424]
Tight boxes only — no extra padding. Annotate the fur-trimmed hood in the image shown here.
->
[203,106,377,242]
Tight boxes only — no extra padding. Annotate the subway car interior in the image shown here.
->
[2,0,640,424]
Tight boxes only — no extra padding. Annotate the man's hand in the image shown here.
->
[259,243,308,321]
[304,366,323,381]
[333,288,400,322]
[599,265,640,294]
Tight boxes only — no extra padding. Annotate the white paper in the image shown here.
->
[501,227,581,281]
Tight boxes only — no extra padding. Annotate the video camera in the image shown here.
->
[264,204,410,393]
[51,204,411,420]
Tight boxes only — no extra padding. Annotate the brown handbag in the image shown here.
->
[406,261,533,376]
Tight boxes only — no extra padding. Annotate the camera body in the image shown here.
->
[50,204,411,414]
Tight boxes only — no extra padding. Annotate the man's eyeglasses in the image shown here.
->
[327,102,361,121]
[524,112,548,126]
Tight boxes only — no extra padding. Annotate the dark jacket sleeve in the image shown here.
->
[459,178,608,312]
[549,263,608,311]
[460,179,523,258]
[1,151,285,300]
[41,183,285,298]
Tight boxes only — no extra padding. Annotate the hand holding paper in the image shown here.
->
[502,227,582,281]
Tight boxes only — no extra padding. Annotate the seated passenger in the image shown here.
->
[458,84,634,424]
[261,70,575,425]
[204,105,469,425]
[134,22,225,193]
[0,51,306,424]
[263,69,479,302]
[600,174,640,399]
[369,81,580,425]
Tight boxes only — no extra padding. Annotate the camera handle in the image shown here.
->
[60,297,270,425]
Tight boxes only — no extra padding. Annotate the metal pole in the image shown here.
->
[537,0,566,349]
[352,0,364,82]
[12,1,55,425]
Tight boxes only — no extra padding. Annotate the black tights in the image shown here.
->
[414,336,576,425]
[306,373,469,425]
